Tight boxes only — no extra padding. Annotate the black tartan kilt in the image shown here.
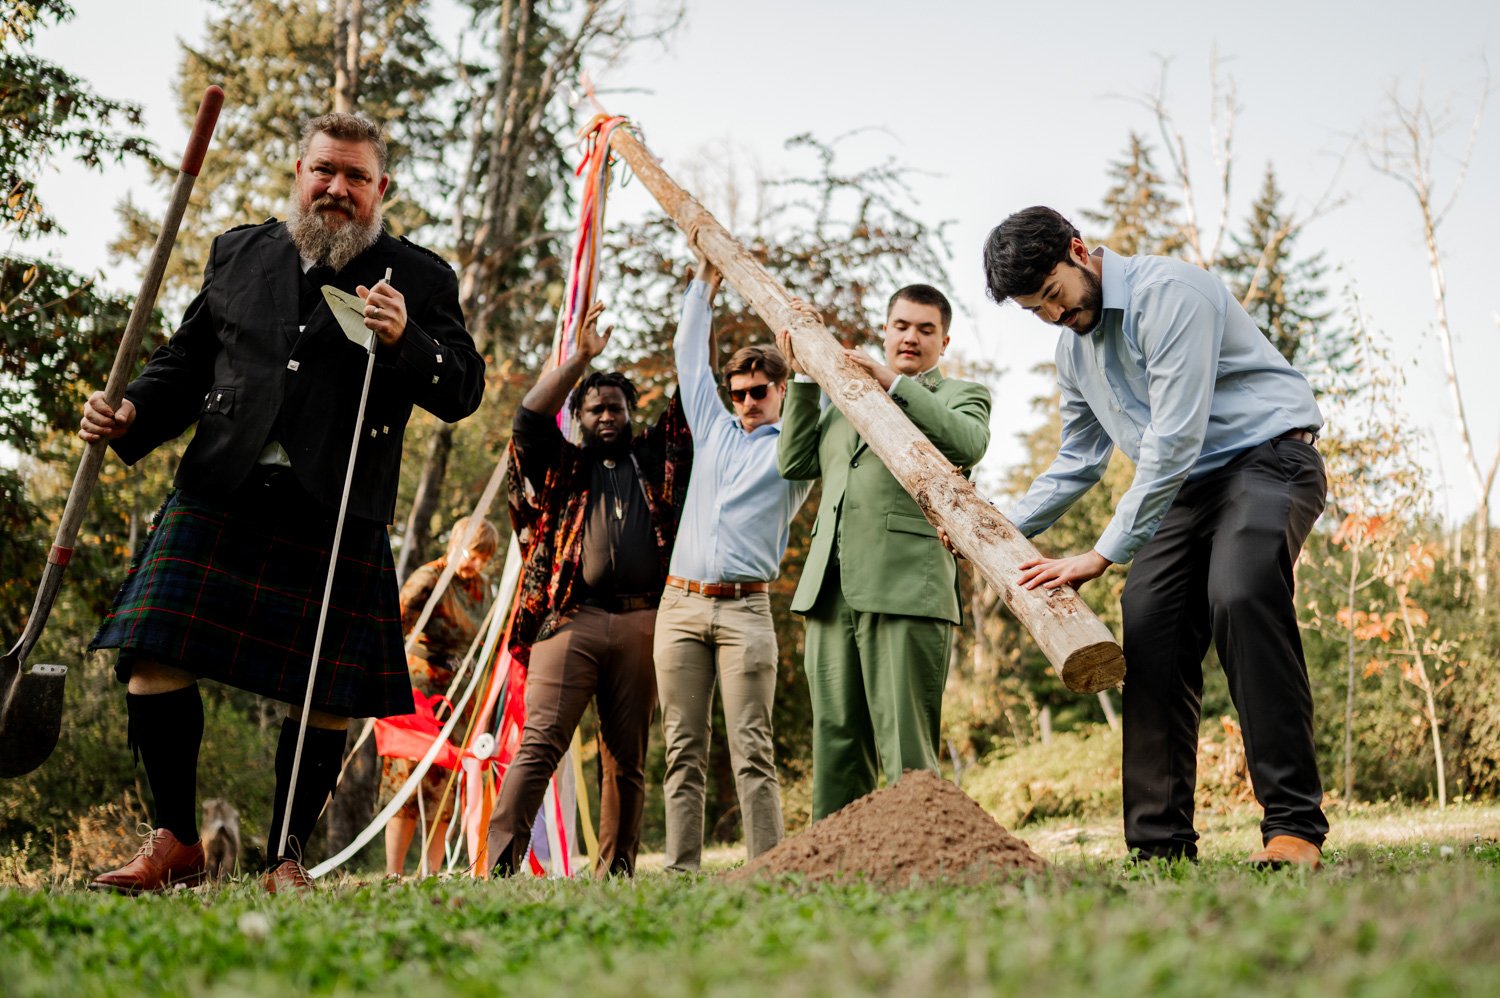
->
[91,475,411,719]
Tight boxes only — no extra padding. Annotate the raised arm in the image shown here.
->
[673,256,727,436]
[522,300,612,417]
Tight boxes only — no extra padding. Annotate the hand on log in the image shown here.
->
[843,348,898,392]
[1018,550,1112,590]
[775,298,820,375]
[690,255,723,302]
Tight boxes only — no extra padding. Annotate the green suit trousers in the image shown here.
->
[804,564,952,820]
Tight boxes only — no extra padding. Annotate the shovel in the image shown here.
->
[0,85,225,779]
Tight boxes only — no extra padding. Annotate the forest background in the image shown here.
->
[2,0,1498,869]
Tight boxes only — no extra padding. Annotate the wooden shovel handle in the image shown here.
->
[9,86,226,669]
[181,86,224,177]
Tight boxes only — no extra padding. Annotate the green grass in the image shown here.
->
[4,805,1500,996]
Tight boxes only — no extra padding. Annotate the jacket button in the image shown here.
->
[851,459,859,468]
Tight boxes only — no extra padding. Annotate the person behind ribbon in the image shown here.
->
[775,285,991,821]
[78,112,485,894]
[654,252,811,872]
[486,300,692,878]
[380,515,498,878]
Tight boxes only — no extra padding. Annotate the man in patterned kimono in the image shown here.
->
[486,300,691,878]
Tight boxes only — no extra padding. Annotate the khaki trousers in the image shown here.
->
[486,606,656,877]
[653,587,783,871]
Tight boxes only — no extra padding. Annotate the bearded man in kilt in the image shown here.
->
[78,112,485,893]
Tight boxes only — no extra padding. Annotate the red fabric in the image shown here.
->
[374,688,465,772]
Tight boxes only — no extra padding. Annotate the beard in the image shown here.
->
[580,423,633,451]
[1068,261,1104,336]
[287,188,383,272]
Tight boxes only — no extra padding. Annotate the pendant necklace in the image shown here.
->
[603,459,623,520]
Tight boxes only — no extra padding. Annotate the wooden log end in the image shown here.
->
[1060,642,1126,694]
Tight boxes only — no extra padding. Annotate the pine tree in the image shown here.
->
[1221,165,1337,368]
[1079,132,1186,257]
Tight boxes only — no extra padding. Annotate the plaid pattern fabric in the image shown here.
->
[91,487,409,718]
[507,397,692,669]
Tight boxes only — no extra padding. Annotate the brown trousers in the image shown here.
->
[485,606,656,877]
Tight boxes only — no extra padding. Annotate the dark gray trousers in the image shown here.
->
[1120,437,1329,859]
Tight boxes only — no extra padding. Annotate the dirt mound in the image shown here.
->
[729,769,1046,887]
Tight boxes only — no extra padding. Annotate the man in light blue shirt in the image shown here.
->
[984,206,1328,869]
[654,255,811,871]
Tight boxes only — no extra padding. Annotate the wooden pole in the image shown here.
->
[606,121,1124,694]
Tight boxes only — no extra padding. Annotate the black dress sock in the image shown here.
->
[267,719,346,865]
[126,685,204,846]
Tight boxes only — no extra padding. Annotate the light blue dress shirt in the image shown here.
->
[670,281,812,583]
[1008,248,1323,564]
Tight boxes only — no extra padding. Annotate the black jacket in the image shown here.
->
[112,220,484,523]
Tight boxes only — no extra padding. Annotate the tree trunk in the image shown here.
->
[1397,586,1447,809]
[606,122,1124,694]
[396,424,454,583]
[333,0,363,114]
[1343,544,1360,803]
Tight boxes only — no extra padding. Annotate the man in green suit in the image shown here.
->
[776,285,991,819]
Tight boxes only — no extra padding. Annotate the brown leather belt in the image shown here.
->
[666,575,769,599]
[1276,427,1318,445]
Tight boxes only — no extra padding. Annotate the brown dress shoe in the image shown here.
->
[261,859,315,894]
[89,828,206,895]
[1247,834,1323,870]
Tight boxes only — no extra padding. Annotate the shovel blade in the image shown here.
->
[0,656,68,778]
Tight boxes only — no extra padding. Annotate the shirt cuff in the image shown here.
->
[1093,525,1138,566]
[888,374,905,395]
[794,373,816,384]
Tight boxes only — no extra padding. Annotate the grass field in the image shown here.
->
[4,802,1499,996]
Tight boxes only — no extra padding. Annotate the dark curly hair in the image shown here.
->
[568,370,639,416]
[982,206,1081,303]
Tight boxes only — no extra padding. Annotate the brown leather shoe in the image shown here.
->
[88,828,206,895]
[1247,834,1323,870]
[261,859,315,894]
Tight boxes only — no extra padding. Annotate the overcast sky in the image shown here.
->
[21,0,1500,521]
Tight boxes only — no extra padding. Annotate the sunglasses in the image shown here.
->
[728,384,773,403]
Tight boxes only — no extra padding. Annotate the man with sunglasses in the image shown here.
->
[653,253,811,872]
[776,285,990,820]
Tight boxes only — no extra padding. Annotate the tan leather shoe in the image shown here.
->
[1247,834,1323,870]
[261,859,315,894]
[88,828,206,895]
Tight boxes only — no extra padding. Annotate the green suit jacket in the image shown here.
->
[778,372,992,624]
